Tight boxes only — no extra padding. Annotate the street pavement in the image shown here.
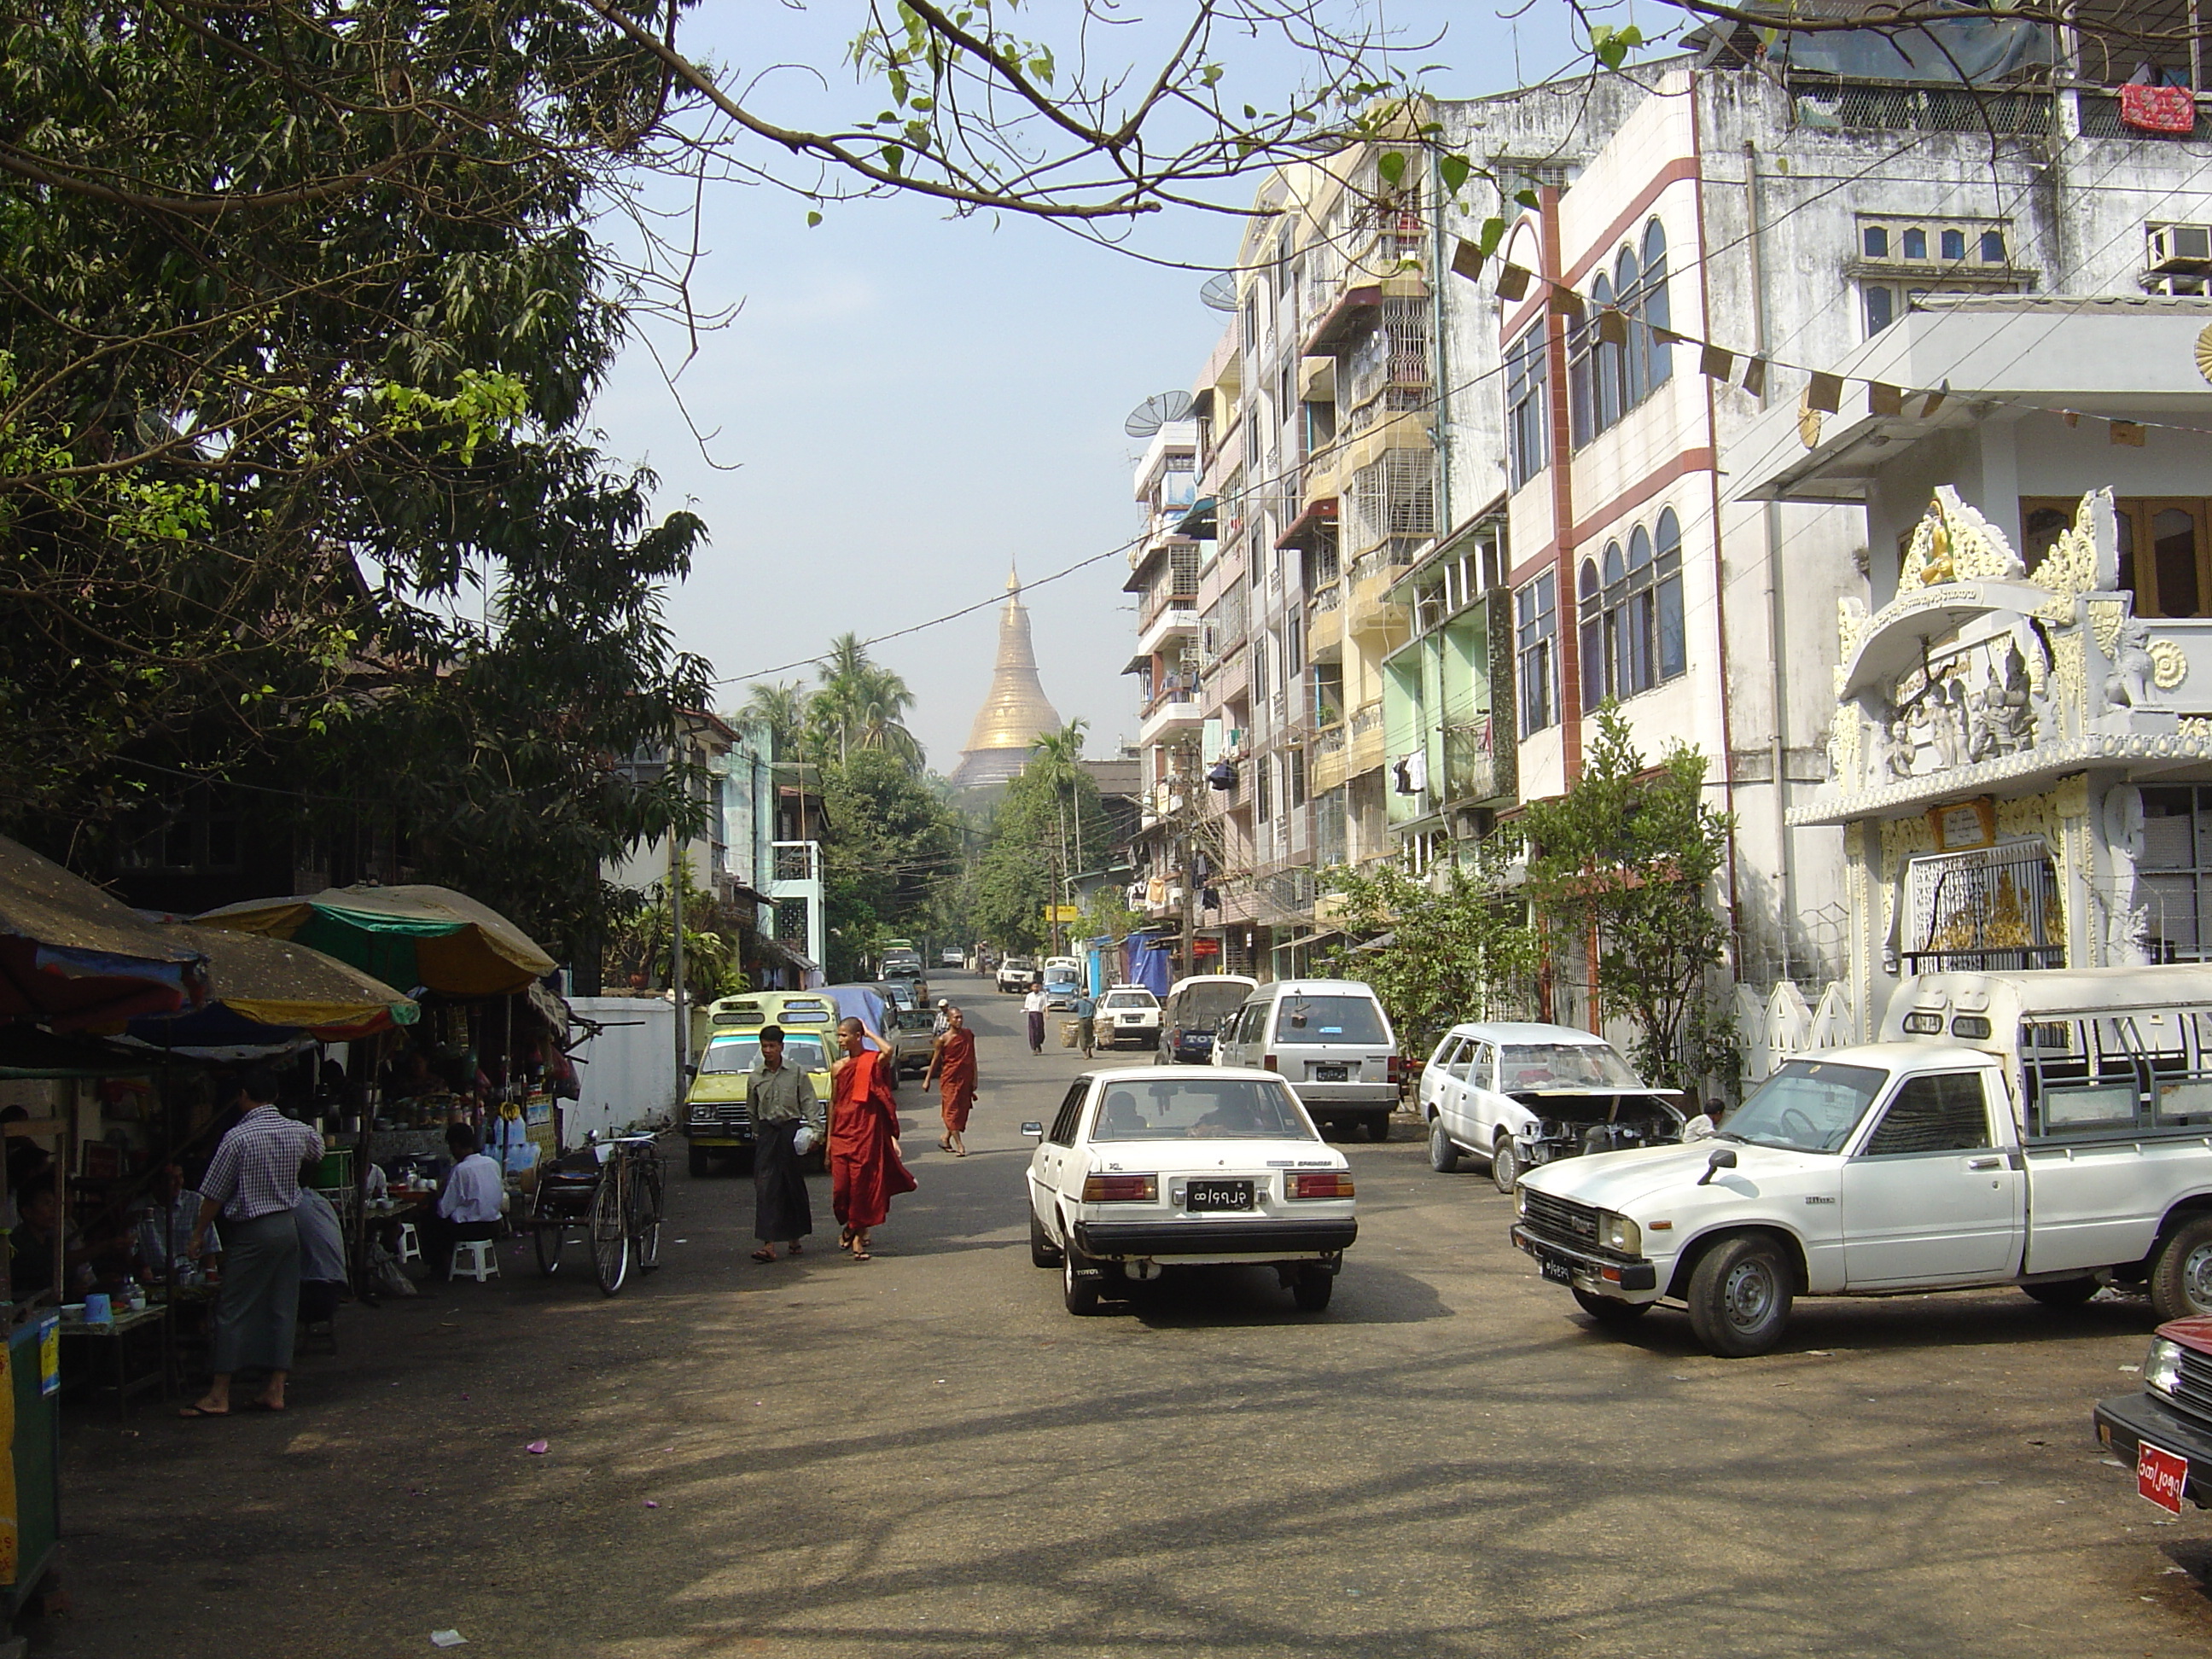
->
[40,971,2212,1657]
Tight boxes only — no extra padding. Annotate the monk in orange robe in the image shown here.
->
[923,1005,979,1156]
[830,1017,916,1260]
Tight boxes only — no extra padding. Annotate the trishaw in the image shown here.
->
[529,1128,665,1295]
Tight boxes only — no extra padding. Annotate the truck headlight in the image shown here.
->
[2146,1336,2186,1400]
[1603,1213,1641,1256]
[1515,1186,1528,1220]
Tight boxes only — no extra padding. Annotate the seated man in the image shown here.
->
[10,1183,96,1302]
[418,1123,504,1283]
[293,1159,348,1324]
[134,1162,218,1284]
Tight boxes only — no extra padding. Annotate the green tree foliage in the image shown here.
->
[602,864,749,1002]
[1517,709,1738,1090]
[816,748,963,981]
[967,726,1115,953]
[0,0,709,958]
[1324,851,1538,1065]
[810,633,923,769]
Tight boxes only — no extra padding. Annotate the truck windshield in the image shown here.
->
[701,1037,829,1074]
[1498,1043,1641,1090]
[1726,1059,1888,1152]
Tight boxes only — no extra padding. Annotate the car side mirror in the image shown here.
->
[1695,1146,1738,1185]
[684,1064,699,1080]
[1020,1121,1045,1140]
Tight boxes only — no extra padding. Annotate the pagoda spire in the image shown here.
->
[949,562,1062,789]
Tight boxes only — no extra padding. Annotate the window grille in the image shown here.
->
[1168,544,1201,597]
[1347,449,1436,554]
[1343,298,1432,420]
[1904,844,2064,973]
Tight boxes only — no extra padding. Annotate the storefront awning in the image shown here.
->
[0,835,209,1029]
[195,885,556,998]
[126,923,418,1053]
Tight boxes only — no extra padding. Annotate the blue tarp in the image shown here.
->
[823,983,888,1051]
[1120,933,1173,998]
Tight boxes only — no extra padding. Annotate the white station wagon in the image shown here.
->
[1022,1068,1358,1315]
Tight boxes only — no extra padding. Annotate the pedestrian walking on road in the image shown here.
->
[748,1025,814,1262]
[1069,987,1097,1058]
[830,1016,915,1261]
[923,1006,978,1156]
[182,1069,323,1417]
[1023,980,1047,1055]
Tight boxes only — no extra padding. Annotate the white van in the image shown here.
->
[1213,980,1400,1141]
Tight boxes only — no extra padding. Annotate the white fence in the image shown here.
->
[564,994,680,1147]
[1735,981,1857,1084]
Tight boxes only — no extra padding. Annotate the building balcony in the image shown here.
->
[1347,562,1412,645]
[1307,584,1343,665]
[1348,701,1386,778]
[1139,689,1203,747]
[1309,724,1348,795]
[1135,602,1199,658]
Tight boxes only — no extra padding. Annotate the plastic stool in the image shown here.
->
[397,1223,422,1265]
[449,1239,500,1283]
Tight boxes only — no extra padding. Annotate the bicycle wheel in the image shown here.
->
[591,1164,630,1296]
[634,1155,664,1272]
[533,1221,565,1277]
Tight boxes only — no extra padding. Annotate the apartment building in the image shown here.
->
[1127,9,2212,1010]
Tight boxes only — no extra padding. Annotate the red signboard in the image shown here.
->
[2139,1441,2188,1514]
[1190,936,1221,957]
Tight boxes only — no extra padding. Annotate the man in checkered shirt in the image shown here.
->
[181,1069,324,1417]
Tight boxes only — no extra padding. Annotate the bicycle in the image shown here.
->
[530,1127,665,1296]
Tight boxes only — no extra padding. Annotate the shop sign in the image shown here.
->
[1927,796,1997,853]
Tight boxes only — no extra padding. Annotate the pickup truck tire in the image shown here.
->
[1573,1288,1650,1326]
[1029,1207,1063,1269]
[1291,1269,1334,1312]
[1490,1136,1521,1195]
[1429,1121,1459,1173]
[1685,1234,1794,1357]
[2020,1278,2099,1308]
[2151,1214,2212,1321]
[1367,1115,1391,1143]
[687,1144,710,1178]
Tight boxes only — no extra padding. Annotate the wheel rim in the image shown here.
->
[2184,1243,2212,1311]
[1493,1144,1516,1190]
[535,1225,563,1276]
[1723,1257,1778,1330]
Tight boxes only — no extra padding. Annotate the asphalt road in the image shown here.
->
[40,972,2212,1657]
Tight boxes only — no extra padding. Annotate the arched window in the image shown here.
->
[1579,560,1605,710]
[1656,509,1686,680]
[1615,247,1644,406]
[1642,218,1671,387]
[1590,273,1621,430]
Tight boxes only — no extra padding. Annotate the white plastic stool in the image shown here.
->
[449,1239,500,1283]
[396,1223,422,1265]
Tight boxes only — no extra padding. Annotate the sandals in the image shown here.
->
[750,1248,777,1264]
[178,1403,229,1419]
[849,1249,873,1261]
[937,1138,952,1152]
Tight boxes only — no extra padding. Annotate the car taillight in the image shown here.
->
[1081,1173,1158,1202]
[1288,1172,1354,1200]
[1387,1057,1406,1083]
[1262,1054,1278,1071]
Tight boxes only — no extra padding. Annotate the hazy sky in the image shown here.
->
[591,2,1589,768]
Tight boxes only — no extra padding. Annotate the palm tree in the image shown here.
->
[1028,720,1088,953]
[813,634,923,770]
[737,680,810,762]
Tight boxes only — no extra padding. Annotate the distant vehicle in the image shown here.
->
[1022,1068,1356,1314]
[1098,985,1162,1048]
[1212,980,1400,1142]
[1419,1022,1685,1192]
[682,1024,831,1177]
[1158,975,1259,1065]
[941,947,963,968]
[998,955,1039,995]
[884,1005,939,1078]
[1042,956,1083,1010]
[881,948,924,979]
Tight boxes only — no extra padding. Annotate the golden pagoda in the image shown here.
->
[949,565,1062,789]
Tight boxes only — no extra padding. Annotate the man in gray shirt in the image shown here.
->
[748,1027,813,1261]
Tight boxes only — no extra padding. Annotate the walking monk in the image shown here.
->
[922,1005,978,1157]
[830,1016,916,1261]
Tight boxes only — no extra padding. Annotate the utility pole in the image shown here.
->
[669,741,689,1112]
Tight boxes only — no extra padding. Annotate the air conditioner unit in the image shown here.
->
[2145,272,2210,297]
[2148,223,2212,273]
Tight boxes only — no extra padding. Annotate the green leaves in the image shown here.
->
[1376,150,1407,189]
[1437,153,1471,197]
[1589,23,1646,72]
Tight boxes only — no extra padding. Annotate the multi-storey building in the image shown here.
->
[1126,12,2212,1026]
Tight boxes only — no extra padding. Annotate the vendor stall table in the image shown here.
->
[57,1306,169,1420]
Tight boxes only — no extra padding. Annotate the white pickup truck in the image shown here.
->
[1511,966,2212,1356]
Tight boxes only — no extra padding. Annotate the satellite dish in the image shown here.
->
[1123,390,1196,438]
[1200,272,1240,312]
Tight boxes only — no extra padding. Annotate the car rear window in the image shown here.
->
[1089,1078,1314,1141]
[1272,995,1388,1045]
[1104,992,1156,1009]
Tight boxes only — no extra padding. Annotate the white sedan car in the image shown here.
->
[1021,1068,1357,1314]
[1097,985,1163,1049]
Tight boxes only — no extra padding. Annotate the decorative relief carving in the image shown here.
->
[1837,597,1870,684]
[1827,704,1862,788]
[2151,637,2189,690]
[1900,487,2027,589]
[2026,492,2104,614]
[2055,773,2091,820]
[2087,597,2126,659]
[2052,633,2087,716]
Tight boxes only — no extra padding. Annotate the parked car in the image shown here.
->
[884,1005,938,1078]
[998,955,1039,994]
[1020,1068,1357,1314]
[1097,985,1161,1047]
[1511,964,2212,1356]
[2096,1316,2212,1515]
[1043,956,1084,1010]
[1212,979,1400,1142]
[940,947,964,968]
[1420,1022,1688,1192]
[1157,975,1259,1065]
[682,1023,831,1176]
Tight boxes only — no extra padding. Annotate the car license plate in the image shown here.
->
[2139,1441,2188,1514]
[1539,1254,1573,1285]
[1186,1180,1254,1212]
[1313,1063,1348,1082]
